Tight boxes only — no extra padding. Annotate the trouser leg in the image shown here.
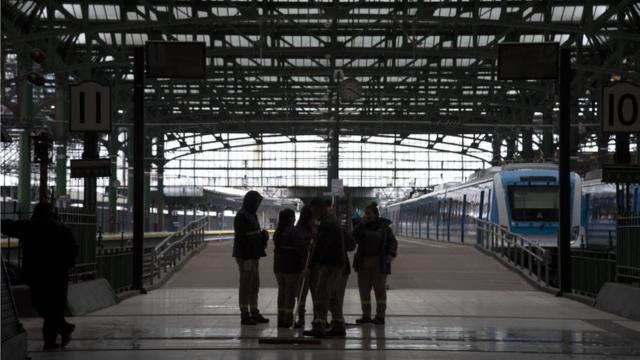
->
[357,260,374,318]
[372,268,388,319]
[284,274,299,325]
[310,266,341,334]
[276,273,285,323]
[249,260,260,315]
[236,258,253,316]
[328,274,349,331]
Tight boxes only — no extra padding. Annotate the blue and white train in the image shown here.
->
[382,163,583,248]
[581,171,640,249]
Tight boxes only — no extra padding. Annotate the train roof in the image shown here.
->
[468,162,558,182]
[386,163,564,208]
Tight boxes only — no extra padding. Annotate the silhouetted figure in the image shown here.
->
[273,208,307,328]
[353,202,398,325]
[303,197,345,338]
[294,205,315,328]
[1,201,78,349]
[232,190,270,325]
[325,205,357,337]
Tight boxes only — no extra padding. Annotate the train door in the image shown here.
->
[426,204,431,240]
[435,200,441,241]
[461,194,467,243]
[486,189,492,221]
[582,193,591,247]
[446,198,452,242]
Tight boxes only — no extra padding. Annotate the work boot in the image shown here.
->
[60,323,76,348]
[326,321,346,337]
[303,320,326,338]
[241,312,257,325]
[43,342,59,350]
[371,317,385,325]
[251,312,270,324]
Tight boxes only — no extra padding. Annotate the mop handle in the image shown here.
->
[290,236,316,330]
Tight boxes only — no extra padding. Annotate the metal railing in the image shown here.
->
[616,215,640,284]
[476,219,552,287]
[144,216,208,287]
[96,247,133,293]
[570,249,616,297]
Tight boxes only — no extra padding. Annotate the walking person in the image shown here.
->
[1,201,78,349]
[233,190,270,325]
[303,197,345,338]
[353,202,398,325]
[273,209,307,328]
[294,205,316,328]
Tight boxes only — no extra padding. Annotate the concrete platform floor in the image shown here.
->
[21,238,640,359]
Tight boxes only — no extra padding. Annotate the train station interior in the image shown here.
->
[1,1,640,359]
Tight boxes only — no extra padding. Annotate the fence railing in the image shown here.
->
[570,249,616,297]
[96,248,132,293]
[616,215,640,284]
[476,219,552,287]
[144,217,208,287]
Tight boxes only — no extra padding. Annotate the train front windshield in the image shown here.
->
[509,186,559,221]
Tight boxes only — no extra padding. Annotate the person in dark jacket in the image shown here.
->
[273,208,307,328]
[353,202,398,325]
[294,205,315,328]
[1,201,78,349]
[233,190,270,325]
[303,197,344,338]
[326,208,357,337]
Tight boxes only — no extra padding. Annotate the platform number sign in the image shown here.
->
[602,82,640,133]
[70,81,111,132]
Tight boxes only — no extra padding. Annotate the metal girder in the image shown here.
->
[3,0,639,147]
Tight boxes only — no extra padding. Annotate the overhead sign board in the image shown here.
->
[602,164,640,184]
[145,41,206,78]
[331,178,344,197]
[70,159,111,178]
[69,81,111,132]
[498,42,559,80]
[602,82,640,133]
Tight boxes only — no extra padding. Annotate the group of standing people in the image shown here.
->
[232,191,398,338]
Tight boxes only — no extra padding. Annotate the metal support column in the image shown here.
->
[55,74,68,199]
[82,132,98,213]
[55,146,67,198]
[144,137,152,231]
[506,136,516,162]
[18,59,32,218]
[18,131,31,218]
[157,136,165,232]
[522,129,533,161]
[558,48,572,295]
[598,133,610,167]
[491,132,502,165]
[542,112,554,160]
[108,131,119,232]
[132,48,145,292]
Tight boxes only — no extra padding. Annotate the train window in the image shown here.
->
[508,186,559,221]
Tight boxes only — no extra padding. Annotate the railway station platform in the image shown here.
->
[20,237,640,359]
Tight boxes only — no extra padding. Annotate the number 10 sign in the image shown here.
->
[602,82,640,133]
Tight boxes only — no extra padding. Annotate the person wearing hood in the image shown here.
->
[325,203,357,337]
[233,190,270,325]
[352,202,398,325]
[273,208,307,328]
[1,201,77,350]
[303,197,344,338]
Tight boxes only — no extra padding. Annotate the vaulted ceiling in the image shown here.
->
[2,0,640,140]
